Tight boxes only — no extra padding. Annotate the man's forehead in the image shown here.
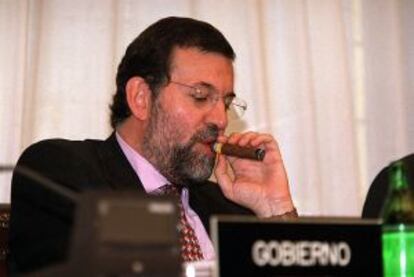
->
[169,47,233,71]
[169,47,234,88]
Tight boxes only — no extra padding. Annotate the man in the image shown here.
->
[9,17,296,273]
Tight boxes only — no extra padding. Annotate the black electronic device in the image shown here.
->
[26,191,181,277]
[11,165,182,276]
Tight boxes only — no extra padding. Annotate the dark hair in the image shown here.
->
[109,16,236,128]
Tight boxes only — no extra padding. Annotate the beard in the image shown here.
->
[141,101,219,186]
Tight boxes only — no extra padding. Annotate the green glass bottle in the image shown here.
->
[381,160,414,276]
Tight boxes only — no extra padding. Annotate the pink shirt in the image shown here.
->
[116,133,215,261]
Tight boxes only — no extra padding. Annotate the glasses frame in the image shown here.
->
[169,80,247,119]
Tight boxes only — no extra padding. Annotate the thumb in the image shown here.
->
[214,154,234,199]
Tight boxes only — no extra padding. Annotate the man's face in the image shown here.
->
[142,47,234,185]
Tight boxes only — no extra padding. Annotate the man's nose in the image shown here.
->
[206,100,228,131]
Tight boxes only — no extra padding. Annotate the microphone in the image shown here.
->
[10,164,79,203]
[212,142,266,161]
[0,165,14,172]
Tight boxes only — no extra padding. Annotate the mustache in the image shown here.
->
[189,124,219,145]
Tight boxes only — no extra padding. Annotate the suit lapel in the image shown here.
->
[96,133,145,192]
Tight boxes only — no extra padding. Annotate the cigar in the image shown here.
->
[212,142,266,161]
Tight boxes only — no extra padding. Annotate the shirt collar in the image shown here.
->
[115,132,169,193]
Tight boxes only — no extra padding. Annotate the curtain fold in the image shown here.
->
[1,0,413,216]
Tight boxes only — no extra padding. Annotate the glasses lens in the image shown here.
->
[228,97,247,120]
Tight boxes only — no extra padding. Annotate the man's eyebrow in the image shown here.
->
[197,81,236,97]
[197,81,215,90]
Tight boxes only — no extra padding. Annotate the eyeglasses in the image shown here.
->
[170,81,247,119]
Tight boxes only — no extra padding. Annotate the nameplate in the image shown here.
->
[210,216,382,276]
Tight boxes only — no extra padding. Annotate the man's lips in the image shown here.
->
[195,140,216,156]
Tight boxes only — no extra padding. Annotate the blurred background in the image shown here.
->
[1,0,413,216]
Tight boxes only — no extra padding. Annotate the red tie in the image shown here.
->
[160,184,204,262]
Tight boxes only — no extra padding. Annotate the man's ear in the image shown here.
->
[125,77,151,120]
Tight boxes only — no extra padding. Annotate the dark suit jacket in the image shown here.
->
[362,153,414,218]
[9,133,252,273]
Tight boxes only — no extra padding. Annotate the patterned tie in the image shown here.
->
[159,184,204,262]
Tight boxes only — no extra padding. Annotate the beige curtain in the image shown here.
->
[1,0,413,216]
